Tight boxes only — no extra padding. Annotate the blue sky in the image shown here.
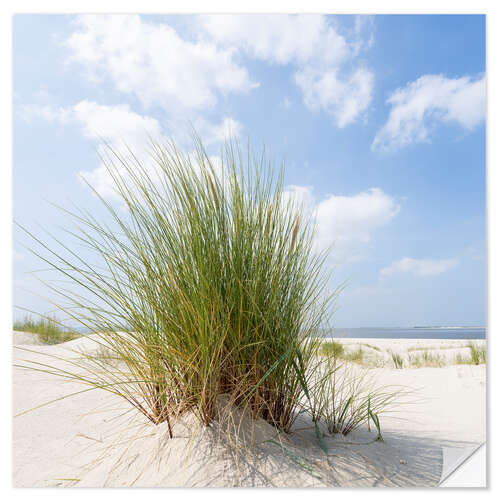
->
[13,14,485,327]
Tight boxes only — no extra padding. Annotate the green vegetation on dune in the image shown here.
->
[308,355,406,436]
[467,341,486,365]
[319,342,364,363]
[319,341,344,358]
[16,137,405,443]
[14,315,80,344]
[390,352,404,369]
[17,138,337,436]
[407,350,445,368]
[454,342,486,365]
[320,342,387,368]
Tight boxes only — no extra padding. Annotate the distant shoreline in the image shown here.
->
[324,326,486,340]
[65,326,486,340]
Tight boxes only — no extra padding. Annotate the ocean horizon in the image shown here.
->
[70,326,486,340]
[325,327,485,340]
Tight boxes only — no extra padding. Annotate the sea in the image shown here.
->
[324,327,486,340]
[74,326,486,340]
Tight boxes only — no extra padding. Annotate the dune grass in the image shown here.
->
[467,341,486,365]
[407,350,445,368]
[16,137,346,437]
[407,345,460,352]
[313,357,406,436]
[344,346,364,364]
[320,342,389,368]
[454,353,470,365]
[454,342,486,365]
[319,341,344,358]
[390,352,404,369]
[16,137,411,447]
[13,314,80,344]
[319,342,367,365]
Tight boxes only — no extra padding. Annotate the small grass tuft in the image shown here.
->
[319,341,344,358]
[313,358,406,436]
[454,353,470,365]
[407,350,445,368]
[13,314,80,344]
[390,352,404,369]
[344,346,364,364]
[467,342,486,365]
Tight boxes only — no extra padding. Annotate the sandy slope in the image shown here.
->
[13,331,44,345]
[12,334,486,487]
[323,337,486,366]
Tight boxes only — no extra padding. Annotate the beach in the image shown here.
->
[12,333,486,487]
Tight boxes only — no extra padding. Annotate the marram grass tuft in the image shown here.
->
[16,137,340,436]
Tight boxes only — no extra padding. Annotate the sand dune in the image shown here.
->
[322,337,486,367]
[12,334,485,487]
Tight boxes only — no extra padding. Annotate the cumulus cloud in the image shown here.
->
[295,67,373,128]
[198,14,350,67]
[63,14,374,127]
[372,74,485,151]
[21,101,240,201]
[193,116,243,146]
[69,101,167,199]
[65,15,257,113]
[380,257,459,277]
[198,14,374,127]
[283,185,399,261]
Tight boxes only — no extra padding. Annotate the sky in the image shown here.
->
[12,14,486,327]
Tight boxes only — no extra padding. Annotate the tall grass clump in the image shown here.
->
[319,341,344,358]
[467,341,486,365]
[16,137,337,436]
[14,314,80,344]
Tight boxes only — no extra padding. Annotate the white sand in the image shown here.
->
[323,337,486,366]
[13,331,44,345]
[13,334,486,487]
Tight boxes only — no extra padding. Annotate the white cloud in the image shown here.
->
[353,15,375,53]
[198,14,349,67]
[282,185,315,212]
[372,74,485,151]
[193,116,243,146]
[198,14,374,127]
[284,185,399,261]
[21,100,164,152]
[72,100,163,145]
[380,257,459,277]
[295,67,373,128]
[22,100,167,199]
[65,15,256,113]
[64,14,374,127]
[22,101,239,201]
[69,101,167,199]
